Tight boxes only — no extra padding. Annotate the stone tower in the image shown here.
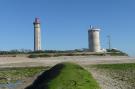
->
[88,26,101,52]
[33,18,41,51]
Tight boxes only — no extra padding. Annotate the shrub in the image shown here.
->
[28,55,39,58]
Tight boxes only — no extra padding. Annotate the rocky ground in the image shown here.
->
[0,56,135,89]
[86,67,134,89]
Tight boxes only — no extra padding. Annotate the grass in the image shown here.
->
[89,63,135,88]
[0,67,50,84]
[26,62,101,89]
[28,53,105,58]
[106,52,128,56]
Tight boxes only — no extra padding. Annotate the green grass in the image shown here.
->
[106,52,128,56]
[28,53,105,58]
[26,62,101,89]
[90,63,135,88]
[91,63,135,70]
[0,67,49,84]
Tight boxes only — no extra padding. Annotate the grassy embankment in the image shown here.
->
[28,53,105,58]
[0,67,50,84]
[26,62,101,89]
[89,63,135,88]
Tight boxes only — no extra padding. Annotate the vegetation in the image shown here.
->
[0,49,32,55]
[0,49,83,55]
[106,49,128,56]
[26,62,101,89]
[0,48,128,57]
[28,53,104,58]
[90,63,135,88]
[28,54,51,58]
[0,67,49,84]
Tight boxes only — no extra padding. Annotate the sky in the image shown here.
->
[0,0,135,56]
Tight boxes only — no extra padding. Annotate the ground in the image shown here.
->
[0,56,135,89]
[0,56,134,67]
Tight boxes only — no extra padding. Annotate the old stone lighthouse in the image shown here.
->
[33,18,41,51]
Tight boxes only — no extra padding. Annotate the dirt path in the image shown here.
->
[0,56,135,68]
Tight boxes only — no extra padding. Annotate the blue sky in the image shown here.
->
[0,0,135,56]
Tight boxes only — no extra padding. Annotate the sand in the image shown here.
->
[0,56,135,68]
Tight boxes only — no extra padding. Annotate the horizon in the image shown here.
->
[0,0,135,57]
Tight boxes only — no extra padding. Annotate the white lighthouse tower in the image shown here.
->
[33,18,41,51]
[88,26,101,52]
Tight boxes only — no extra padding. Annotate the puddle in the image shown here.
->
[0,80,22,89]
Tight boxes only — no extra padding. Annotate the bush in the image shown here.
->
[28,54,52,58]
[28,55,39,58]
[39,54,51,57]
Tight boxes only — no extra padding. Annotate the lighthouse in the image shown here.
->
[88,26,101,52]
[33,18,41,51]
